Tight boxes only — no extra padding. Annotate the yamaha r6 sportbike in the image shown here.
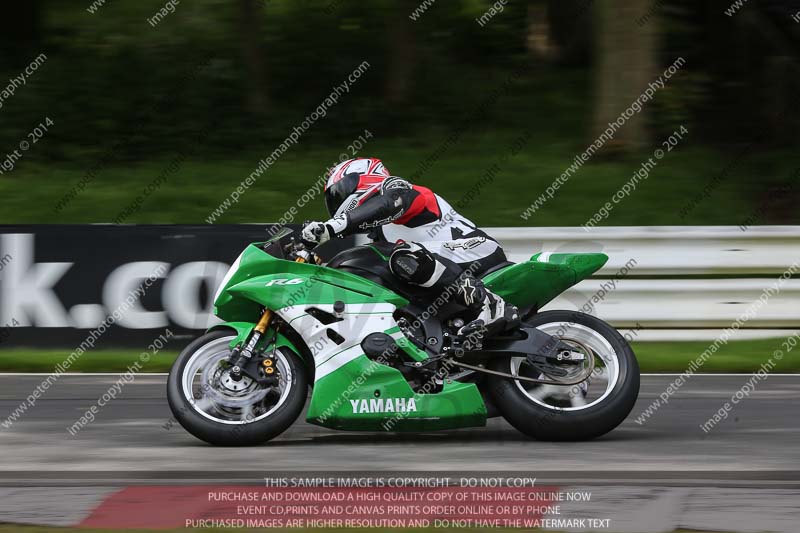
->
[167,228,640,445]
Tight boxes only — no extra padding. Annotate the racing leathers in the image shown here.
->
[303,177,518,337]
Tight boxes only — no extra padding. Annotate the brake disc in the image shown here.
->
[199,358,270,409]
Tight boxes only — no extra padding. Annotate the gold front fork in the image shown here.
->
[231,254,310,379]
[254,309,273,334]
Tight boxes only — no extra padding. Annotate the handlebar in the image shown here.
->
[283,223,322,264]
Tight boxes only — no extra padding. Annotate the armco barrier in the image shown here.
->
[494,225,800,275]
[0,225,355,348]
[490,226,800,340]
[0,225,796,346]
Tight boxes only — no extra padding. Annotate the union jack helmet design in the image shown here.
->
[324,158,391,217]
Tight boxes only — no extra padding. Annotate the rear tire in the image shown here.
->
[167,330,308,446]
[488,311,639,441]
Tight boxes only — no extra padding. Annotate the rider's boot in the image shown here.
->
[455,275,519,345]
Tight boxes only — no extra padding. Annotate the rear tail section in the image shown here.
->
[483,252,608,310]
[536,252,609,281]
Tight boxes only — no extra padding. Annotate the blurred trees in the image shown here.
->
[386,0,416,104]
[0,0,798,163]
[0,0,41,68]
[592,0,656,148]
[239,0,270,115]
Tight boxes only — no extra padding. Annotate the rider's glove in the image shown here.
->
[302,216,348,245]
[302,221,332,245]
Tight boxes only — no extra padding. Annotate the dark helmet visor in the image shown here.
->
[324,172,360,217]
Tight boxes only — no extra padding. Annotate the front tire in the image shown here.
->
[167,330,308,446]
[488,311,639,441]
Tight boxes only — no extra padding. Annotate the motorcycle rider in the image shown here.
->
[302,157,518,338]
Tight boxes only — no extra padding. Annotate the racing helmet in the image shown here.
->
[324,158,390,217]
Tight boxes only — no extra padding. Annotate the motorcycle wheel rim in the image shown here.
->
[181,335,293,425]
[510,322,621,412]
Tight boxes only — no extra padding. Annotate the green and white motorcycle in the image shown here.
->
[167,228,639,445]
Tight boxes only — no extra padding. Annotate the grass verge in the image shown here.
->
[633,337,799,373]
[3,130,795,227]
[0,349,178,373]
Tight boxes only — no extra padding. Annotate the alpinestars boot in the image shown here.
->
[455,276,519,343]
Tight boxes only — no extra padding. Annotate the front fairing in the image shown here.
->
[211,242,488,433]
[213,243,408,322]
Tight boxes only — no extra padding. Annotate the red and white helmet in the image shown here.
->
[324,158,390,217]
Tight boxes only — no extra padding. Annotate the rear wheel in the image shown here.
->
[166,330,308,446]
[488,310,639,441]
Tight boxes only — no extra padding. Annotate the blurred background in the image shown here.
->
[0,7,799,520]
[1,0,800,226]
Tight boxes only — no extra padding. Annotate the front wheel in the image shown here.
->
[488,310,639,441]
[167,330,308,446]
